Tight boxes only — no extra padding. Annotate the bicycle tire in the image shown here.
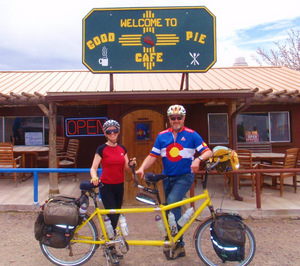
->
[40,215,99,266]
[194,217,256,266]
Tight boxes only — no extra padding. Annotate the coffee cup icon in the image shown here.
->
[99,57,108,66]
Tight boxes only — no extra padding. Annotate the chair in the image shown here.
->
[224,149,258,197]
[0,143,22,185]
[57,139,80,180]
[37,136,66,165]
[260,148,300,197]
[56,136,66,153]
[237,149,258,196]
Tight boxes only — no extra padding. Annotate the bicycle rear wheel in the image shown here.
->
[40,215,99,266]
[194,217,256,266]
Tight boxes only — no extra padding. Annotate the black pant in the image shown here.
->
[100,183,124,230]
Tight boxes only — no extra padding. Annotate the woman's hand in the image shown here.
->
[128,157,136,167]
[91,177,100,186]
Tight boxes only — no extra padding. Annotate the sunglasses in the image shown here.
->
[105,129,119,135]
[170,116,183,121]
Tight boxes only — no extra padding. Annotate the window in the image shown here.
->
[237,112,290,143]
[270,112,290,142]
[208,113,229,144]
[1,116,63,145]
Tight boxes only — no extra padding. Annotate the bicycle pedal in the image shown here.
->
[110,253,119,265]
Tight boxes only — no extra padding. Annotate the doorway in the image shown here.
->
[122,108,165,205]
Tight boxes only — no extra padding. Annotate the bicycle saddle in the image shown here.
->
[144,173,167,183]
[80,180,102,191]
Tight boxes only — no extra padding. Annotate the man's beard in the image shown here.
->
[172,124,182,132]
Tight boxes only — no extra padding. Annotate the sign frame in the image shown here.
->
[65,117,108,137]
[82,6,216,73]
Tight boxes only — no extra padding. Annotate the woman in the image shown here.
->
[90,119,133,232]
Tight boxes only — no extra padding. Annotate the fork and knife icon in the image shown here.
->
[189,52,200,65]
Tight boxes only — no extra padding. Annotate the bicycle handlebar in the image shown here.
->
[205,157,220,172]
[128,160,139,187]
[128,157,221,191]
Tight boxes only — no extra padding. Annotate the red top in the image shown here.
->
[96,144,127,184]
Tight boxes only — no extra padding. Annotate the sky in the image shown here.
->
[0,0,299,71]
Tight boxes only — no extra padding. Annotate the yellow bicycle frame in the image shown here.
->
[72,188,213,247]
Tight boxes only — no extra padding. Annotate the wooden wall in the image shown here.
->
[1,102,299,168]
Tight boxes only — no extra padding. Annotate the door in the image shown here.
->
[122,109,165,205]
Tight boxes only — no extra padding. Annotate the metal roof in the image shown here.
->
[0,66,299,106]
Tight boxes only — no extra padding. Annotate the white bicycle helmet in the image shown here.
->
[103,120,120,131]
[167,105,186,116]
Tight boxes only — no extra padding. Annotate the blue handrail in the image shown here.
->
[0,168,102,205]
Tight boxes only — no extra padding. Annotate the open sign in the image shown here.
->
[65,117,108,137]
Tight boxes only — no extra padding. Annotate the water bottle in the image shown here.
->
[177,207,194,227]
[119,214,129,236]
[155,215,167,237]
[168,212,178,236]
[79,202,87,217]
[104,216,114,239]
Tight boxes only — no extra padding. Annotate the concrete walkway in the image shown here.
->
[0,172,299,218]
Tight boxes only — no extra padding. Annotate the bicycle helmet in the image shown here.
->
[210,146,239,173]
[167,105,186,116]
[103,120,120,132]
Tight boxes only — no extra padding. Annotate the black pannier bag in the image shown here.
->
[34,211,45,241]
[34,195,80,248]
[40,224,76,248]
[210,214,246,263]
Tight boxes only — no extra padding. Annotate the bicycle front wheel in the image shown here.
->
[194,217,256,266]
[40,215,99,266]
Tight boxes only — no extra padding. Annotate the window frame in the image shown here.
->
[207,113,229,145]
[237,111,291,143]
[269,111,290,142]
[0,116,64,145]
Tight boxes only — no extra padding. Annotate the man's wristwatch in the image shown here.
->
[198,156,203,161]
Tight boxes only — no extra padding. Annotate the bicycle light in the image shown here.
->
[136,192,156,205]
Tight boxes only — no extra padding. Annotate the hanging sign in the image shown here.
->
[82,6,216,73]
[65,117,108,137]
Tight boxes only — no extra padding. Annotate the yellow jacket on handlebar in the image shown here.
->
[209,146,239,173]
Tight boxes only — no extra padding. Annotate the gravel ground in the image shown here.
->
[1,211,300,266]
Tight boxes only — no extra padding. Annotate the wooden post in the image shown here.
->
[228,100,243,201]
[228,100,236,149]
[48,102,59,195]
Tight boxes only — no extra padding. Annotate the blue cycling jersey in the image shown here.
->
[150,126,210,176]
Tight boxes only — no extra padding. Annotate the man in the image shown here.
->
[136,104,212,260]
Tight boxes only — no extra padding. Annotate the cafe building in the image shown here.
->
[0,65,299,180]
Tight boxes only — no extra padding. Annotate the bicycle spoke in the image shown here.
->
[40,215,99,266]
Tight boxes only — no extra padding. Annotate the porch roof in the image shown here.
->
[0,66,299,106]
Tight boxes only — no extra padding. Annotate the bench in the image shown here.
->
[237,142,272,153]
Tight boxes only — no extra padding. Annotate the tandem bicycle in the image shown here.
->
[39,158,256,266]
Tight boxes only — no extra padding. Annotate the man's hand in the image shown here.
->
[135,168,145,179]
[191,158,201,173]
[135,155,157,179]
